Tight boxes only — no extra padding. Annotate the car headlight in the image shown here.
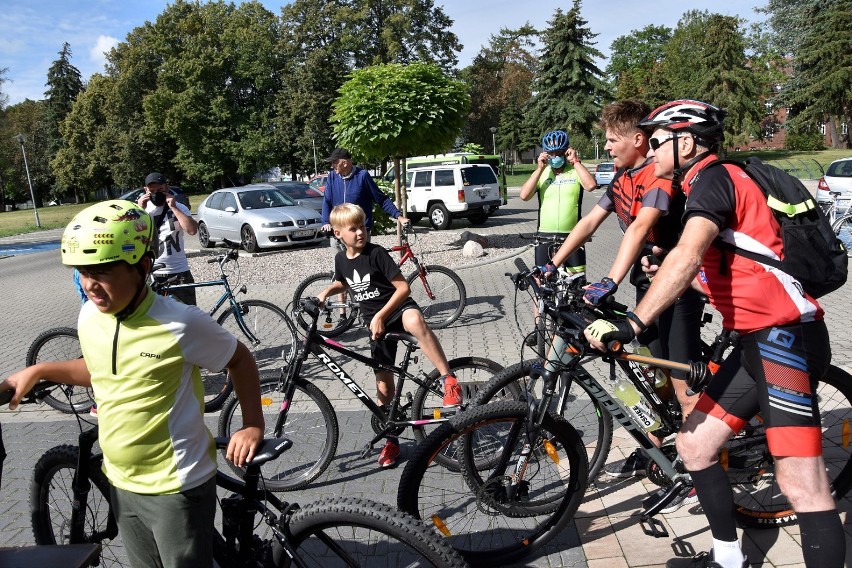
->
[261,221,294,228]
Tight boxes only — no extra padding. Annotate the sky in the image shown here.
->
[0,0,768,106]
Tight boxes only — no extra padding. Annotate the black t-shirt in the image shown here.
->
[333,243,414,321]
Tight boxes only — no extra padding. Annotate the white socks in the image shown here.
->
[712,539,746,568]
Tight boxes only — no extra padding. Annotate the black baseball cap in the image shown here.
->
[326,148,352,162]
[145,172,167,185]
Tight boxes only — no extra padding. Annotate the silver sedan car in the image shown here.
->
[269,181,324,214]
[197,185,323,253]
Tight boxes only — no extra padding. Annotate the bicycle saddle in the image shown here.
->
[383,332,419,346]
[213,437,293,466]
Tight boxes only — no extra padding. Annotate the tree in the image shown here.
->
[522,1,610,148]
[331,62,469,213]
[606,25,671,103]
[43,42,84,202]
[780,0,851,148]
[4,100,51,206]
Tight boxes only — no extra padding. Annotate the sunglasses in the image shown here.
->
[649,135,676,150]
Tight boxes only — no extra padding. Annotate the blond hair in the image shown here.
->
[329,203,366,228]
[599,99,652,138]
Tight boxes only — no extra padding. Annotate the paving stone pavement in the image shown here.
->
[1,187,851,567]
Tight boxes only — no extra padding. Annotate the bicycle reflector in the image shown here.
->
[543,439,560,465]
[431,514,451,537]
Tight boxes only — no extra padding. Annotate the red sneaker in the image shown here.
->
[443,374,463,407]
[377,440,400,468]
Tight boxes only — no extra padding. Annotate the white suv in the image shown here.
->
[405,164,501,230]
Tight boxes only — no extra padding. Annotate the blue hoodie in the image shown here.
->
[321,166,402,229]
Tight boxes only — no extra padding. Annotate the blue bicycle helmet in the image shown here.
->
[541,130,569,152]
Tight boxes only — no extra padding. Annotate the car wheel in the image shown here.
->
[241,225,260,253]
[407,214,424,224]
[428,203,452,230]
[198,222,214,248]
[468,213,489,225]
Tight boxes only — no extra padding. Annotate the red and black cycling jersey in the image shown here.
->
[597,158,685,252]
[682,154,822,332]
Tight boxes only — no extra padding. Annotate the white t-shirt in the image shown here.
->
[145,202,192,274]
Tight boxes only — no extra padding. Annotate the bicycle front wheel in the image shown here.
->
[285,496,467,567]
[407,265,466,329]
[471,359,613,480]
[214,299,297,411]
[217,373,338,491]
[398,400,588,566]
[411,357,504,469]
[31,445,127,567]
[26,327,94,414]
[733,364,852,528]
[292,272,357,337]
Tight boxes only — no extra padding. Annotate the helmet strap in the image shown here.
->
[115,256,153,322]
[672,150,712,192]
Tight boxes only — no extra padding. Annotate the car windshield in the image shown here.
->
[275,183,322,199]
[826,160,852,178]
[597,163,615,172]
[460,167,497,185]
[237,189,297,209]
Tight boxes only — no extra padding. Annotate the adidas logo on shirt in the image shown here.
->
[347,270,381,302]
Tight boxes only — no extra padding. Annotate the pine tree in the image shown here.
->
[522,1,610,146]
[43,43,84,201]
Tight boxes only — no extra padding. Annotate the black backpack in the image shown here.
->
[708,157,848,298]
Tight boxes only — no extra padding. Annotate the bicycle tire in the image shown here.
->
[733,364,852,528]
[214,299,297,412]
[285,496,467,567]
[411,356,504,469]
[25,327,94,414]
[398,400,588,566]
[831,213,852,249]
[407,265,466,329]
[470,359,613,480]
[31,445,127,567]
[292,272,357,337]
[217,373,338,491]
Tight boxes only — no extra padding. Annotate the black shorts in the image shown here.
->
[534,233,585,272]
[635,286,704,380]
[369,302,419,366]
[695,320,831,457]
[154,270,197,306]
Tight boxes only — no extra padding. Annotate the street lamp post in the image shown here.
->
[311,134,318,176]
[13,134,40,228]
[489,127,497,155]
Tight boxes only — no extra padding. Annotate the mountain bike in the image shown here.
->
[25,327,93,414]
[23,395,468,567]
[152,240,298,411]
[217,297,502,491]
[292,224,466,336]
[396,261,852,565]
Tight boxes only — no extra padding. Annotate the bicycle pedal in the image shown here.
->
[639,515,669,538]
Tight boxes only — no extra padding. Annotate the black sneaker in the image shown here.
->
[666,550,747,568]
[602,449,647,478]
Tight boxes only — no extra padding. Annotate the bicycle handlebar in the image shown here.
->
[0,381,58,407]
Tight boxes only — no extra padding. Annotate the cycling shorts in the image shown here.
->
[695,320,831,457]
[635,286,705,381]
[535,233,585,273]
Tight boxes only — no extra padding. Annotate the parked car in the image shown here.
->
[816,157,852,204]
[196,184,323,253]
[593,162,616,188]
[268,181,324,214]
[404,164,501,230]
[118,186,191,210]
[308,173,328,194]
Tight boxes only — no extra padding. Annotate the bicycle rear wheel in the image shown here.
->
[217,373,338,491]
[411,357,504,469]
[471,359,613,480]
[31,445,127,567]
[292,272,357,337]
[733,365,852,528]
[398,400,588,566]
[407,265,466,329]
[214,299,297,412]
[26,327,94,414]
[285,496,467,567]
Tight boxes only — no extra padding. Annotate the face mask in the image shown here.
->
[150,192,166,207]
[547,156,566,169]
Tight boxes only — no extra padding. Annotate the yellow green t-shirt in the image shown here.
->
[535,165,584,233]
[78,290,237,494]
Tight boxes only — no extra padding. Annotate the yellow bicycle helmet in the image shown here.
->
[61,200,154,266]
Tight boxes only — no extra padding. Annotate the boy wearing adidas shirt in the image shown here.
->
[316,203,461,468]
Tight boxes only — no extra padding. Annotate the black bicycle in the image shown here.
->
[22,388,468,567]
[152,240,298,411]
[25,327,93,414]
[396,261,852,565]
[217,297,502,491]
